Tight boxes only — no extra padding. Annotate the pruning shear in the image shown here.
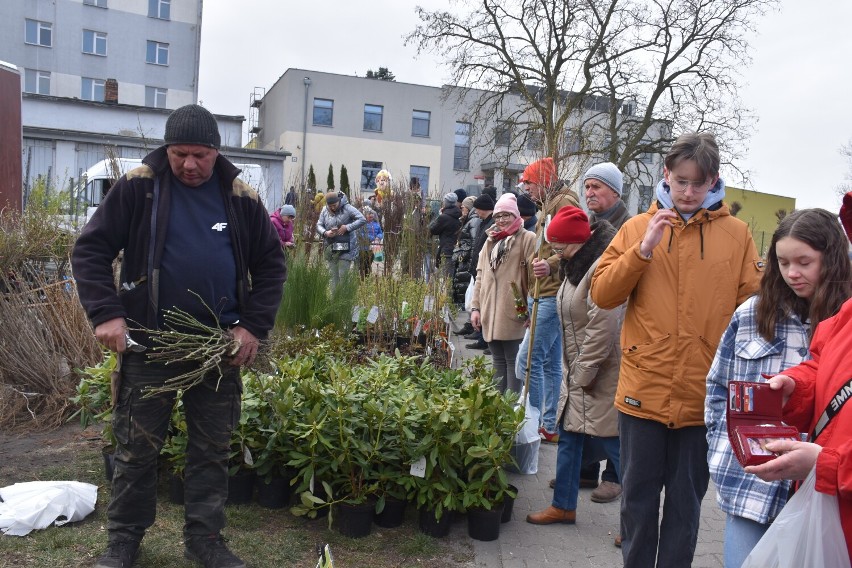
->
[124,333,147,353]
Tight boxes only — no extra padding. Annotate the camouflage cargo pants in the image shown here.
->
[107,355,241,542]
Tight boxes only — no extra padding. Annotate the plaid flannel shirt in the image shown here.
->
[705,295,810,524]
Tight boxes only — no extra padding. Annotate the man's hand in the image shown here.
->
[744,440,821,481]
[640,209,677,257]
[471,311,481,330]
[532,257,551,278]
[229,326,259,367]
[94,317,128,353]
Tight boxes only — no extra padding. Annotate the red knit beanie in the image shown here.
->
[521,157,557,187]
[547,206,591,244]
[841,191,852,242]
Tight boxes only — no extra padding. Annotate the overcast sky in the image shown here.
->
[198,0,852,213]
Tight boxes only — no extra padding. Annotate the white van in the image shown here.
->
[76,158,266,224]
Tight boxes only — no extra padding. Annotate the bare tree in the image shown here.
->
[407,0,776,189]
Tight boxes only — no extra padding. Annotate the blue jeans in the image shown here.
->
[724,514,769,568]
[553,425,620,511]
[619,412,709,568]
[516,296,562,432]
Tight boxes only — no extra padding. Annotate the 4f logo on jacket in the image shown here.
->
[211,222,228,231]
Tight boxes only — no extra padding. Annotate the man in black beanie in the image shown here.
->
[72,103,285,568]
[463,193,496,349]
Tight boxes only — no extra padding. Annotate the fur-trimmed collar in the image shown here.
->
[559,220,617,285]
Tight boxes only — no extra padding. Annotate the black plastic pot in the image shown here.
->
[418,506,454,538]
[467,503,504,541]
[501,484,518,523]
[395,335,411,350]
[374,497,407,528]
[226,469,255,505]
[334,501,375,538]
[169,474,184,505]
[256,475,291,509]
[102,445,115,481]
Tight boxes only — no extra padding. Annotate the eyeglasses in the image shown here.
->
[671,178,712,194]
[550,246,566,255]
[493,213,514,221]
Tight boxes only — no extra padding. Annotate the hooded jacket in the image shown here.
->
[71,146,286,342]
[556,221,623,437]
[590,187,762,429]
[528,181,582,297]
[429,203,463,256]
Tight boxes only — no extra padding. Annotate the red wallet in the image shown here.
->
[726,380,799,467]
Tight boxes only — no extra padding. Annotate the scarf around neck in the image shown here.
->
[488,217,523,270]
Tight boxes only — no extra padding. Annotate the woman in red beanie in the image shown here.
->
[527,206,624,529]
[470,193,537,393]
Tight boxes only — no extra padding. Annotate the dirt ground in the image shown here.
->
[0,422,104,485]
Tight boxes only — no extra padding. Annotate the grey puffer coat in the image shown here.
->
[556,221,624,437]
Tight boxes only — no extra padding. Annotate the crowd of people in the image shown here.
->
[72,101,852,568]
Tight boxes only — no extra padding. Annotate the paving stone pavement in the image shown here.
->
[449,318,725,567]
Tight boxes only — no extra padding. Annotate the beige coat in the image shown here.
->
[471,228,537,342]
[556,223,623,436]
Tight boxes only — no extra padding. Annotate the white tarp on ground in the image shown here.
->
[0,481,98,536]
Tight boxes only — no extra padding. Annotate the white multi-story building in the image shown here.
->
[252,68,664,213]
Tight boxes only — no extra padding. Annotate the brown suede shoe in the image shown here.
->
[526,506,576,525]
[614,534,622,547]
[590,481,622,503]
[548,478,556,489]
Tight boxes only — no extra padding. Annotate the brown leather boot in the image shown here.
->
[525,505,576,525]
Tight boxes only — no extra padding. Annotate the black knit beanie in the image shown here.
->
[517,193,537,216]
[164,104,221,149]
[472,193,495,211]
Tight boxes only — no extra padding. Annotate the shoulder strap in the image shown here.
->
[810,377,852,441]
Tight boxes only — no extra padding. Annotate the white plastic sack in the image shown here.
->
[507,392,540,475]
[742,468,850,568]
[464,277,475,313]
[0,481,98,536]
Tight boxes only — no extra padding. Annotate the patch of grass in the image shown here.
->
[0,432,474,568]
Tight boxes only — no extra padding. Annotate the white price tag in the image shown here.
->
[413,319,423,337]
[352,306,362,323]
[423,295,435,312]
[367,306,380,324]
[448,341,456,367]
[410,456,427,478]
[442,306,452,324]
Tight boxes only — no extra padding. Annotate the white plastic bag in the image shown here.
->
[464,277,475,312]
[507,392,540,475]
[0,481,98,536]
[742,468,850,568]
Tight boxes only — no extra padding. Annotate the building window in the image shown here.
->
[361,161,383,190]
[146,41,169,65]
[83,0,108,7]
[412,110,430,137]
[145,86,167,108]
[454,122,471,171]
[83,30,107,56]
[148,0,170,20]
[638,184,653,212]
[409,166,430,198]
[312,98,333,126]
[527,130,544,152]
[364,104,383,132]
[639,138,655,164]
[81,77,105,101]
[495,121,512,147]
[24,69,50,95]
[25,19,52,47]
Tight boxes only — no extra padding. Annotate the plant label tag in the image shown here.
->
[367,306,380,324]
[243,446,254,466]
[442,306,451,324]
[410,456,427,478]
[423,296,435,312]
[414,319,423,337]
[351,306,362,323]
[426,346,432,357]
[448,341,456,367]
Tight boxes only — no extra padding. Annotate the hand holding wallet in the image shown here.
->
[726,380,800,467]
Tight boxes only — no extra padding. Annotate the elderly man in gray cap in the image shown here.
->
[72,104,286,568]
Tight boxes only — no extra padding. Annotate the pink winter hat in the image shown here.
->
[494,193,520,217]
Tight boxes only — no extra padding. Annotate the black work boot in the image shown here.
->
[184,534,246,568]
[92,538,140,568]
